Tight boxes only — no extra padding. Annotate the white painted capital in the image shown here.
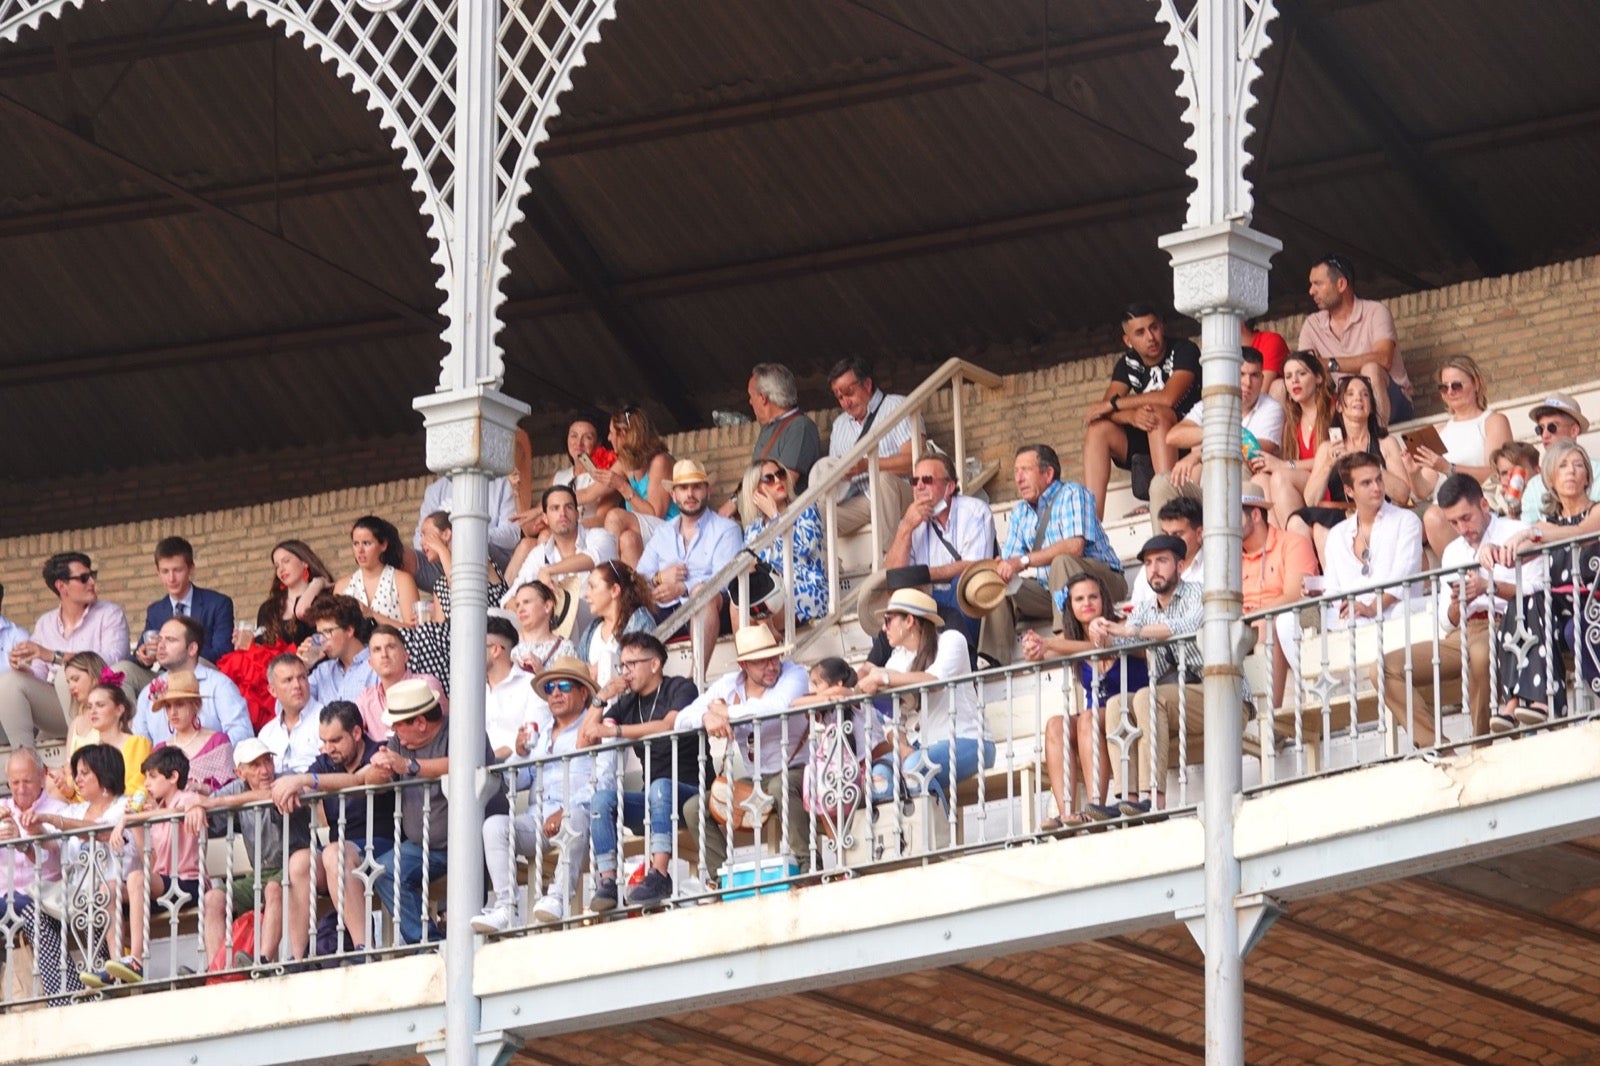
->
[1158,222,1282,320]
[414,387,530,476]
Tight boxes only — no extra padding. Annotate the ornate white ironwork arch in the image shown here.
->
[0,0,616,389]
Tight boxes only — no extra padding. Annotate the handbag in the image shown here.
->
[707,728,809,830]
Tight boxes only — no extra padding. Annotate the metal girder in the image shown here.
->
[0,87,440,333]
[1111,936,1486,1065]
[1287,0,1510,275]
[825,0,1181,165]
[0,20,271,80]
[519,170,700,427]
[805,989,1053,1066]
[646,1019,815,1066]
[1278,916,1600,1040]
[946,965,1207,1061]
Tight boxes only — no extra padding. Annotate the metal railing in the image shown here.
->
[1246,530,1600,785]
[654,356,1004,679]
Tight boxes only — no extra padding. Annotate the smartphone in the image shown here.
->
[1329,426,1344,444]
[576,452,599,475]
[931,499,948,517]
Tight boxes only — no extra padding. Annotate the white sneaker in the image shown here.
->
[531,895,565,924]
[470,903,514,935]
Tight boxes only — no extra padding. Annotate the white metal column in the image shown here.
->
[1154,1,1281,1062]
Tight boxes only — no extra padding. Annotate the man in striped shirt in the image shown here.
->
[825,357,919,549]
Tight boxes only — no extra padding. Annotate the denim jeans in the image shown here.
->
[870,737,996,803]
[372,840,447,945]
[590,778,700,873]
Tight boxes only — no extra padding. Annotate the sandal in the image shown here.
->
[1489,714,1517,735]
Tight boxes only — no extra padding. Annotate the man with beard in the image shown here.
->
[638,459,742,678]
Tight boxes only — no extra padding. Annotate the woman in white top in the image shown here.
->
[575,561,655,704]
[859,589,993,802]
[1407,355,1513,557]
[335,515,419,630]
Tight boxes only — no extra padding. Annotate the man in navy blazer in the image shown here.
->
[133,537,235,667]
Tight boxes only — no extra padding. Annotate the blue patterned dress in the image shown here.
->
[745,505,828,624]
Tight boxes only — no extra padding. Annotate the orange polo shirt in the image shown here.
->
[1242,525,1319,614]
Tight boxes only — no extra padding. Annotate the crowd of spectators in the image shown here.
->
[0,253,1594,998]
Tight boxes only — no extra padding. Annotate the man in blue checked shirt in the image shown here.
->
[975,444,1126,666]
[638,458,743,678]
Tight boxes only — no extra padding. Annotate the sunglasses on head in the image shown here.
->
[1321,253,1354,281]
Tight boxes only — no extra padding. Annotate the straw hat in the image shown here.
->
[1530,393,1590,434]
[1241,487,1270,512]
[955,560,1009,618]
[665,459,710,486]
[857,565,933,636]
[382,678,441,725]
[548,579,577,638]
[733,625,792,662]
[531,656,598,697]
[150,669,205,709]
[884,588,942,627]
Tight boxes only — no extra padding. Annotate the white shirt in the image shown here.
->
[1185,393,1285,453]
[519,713,616,816]
[1324,503,1424,626]
[1437,515,1544,630]
[485,666,540,754]
[501,527,619,606]
[0,615,26,665]
[415,475,521,571]
[677,659,811,776]
[909,495,997,583]
[132,663,254,746]
[886,629,987,745]
[828,391,924,494]
[259,700,325,774]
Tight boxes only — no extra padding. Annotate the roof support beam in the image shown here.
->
[1110,936,1487,1065]
[0,21,271,79]
[519,171,700,427]
[804,989,1061,1066]
[0,87,440,332]
[1286,0,1510,275]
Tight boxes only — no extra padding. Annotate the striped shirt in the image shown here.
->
[828,391,923,495]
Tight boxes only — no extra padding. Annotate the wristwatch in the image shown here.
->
[406,758,421,777]
[1327,357,1340,375]
[1020,554,1031,568]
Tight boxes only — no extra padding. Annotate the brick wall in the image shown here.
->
[4,254,1598,633]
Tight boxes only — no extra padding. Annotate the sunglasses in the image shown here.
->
[64,570,98,584]
[759,471,784,484]
[1320,253,1354,281]
[1538,420,1572,436]
[909,475,944,487]
[542,679,581,695]
[882,611,908,626]
[1437,380,1468,395]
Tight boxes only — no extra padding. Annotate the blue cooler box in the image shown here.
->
[720,852,800,899]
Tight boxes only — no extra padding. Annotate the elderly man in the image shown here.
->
[258,653,323,774]
[1520,393,1600,522]
[1082,304,1202,519]
[502,484,620,636]
[581,631,701,910]
[678,626,812,882]
[130,615,253,746]
[638,459,743,677]
[355,624,447,743]
[747,362,823,490]
[368,679,509,945]
[976,444,1126,668]
[473,657,613,931]
[823,356,920,541]
[1095,535,1213,817]
[0,552,130,749]
[1378,475,1543,747]
[1149,344,1283,523]
[190,738,313,970]
[1299,253,1411,424]
[273,701,396,962]
[879,452,996,648]
[0,748,76,1001]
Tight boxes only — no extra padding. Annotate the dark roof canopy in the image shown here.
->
[3,0,1599,499]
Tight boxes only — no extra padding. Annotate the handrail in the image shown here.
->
[653,356,1004,671]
